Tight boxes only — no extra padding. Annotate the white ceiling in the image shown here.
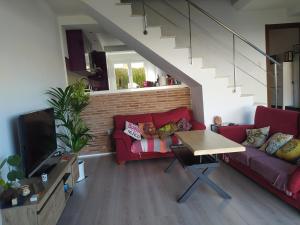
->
[46,0,125,49]
[46,0,84,16]
[233,0,300,12]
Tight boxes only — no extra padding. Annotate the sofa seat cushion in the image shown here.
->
[250,155,297,193]
[131,136,180,154]
[228,146,266,166]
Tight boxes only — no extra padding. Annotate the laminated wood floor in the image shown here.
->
[58,156,300,225]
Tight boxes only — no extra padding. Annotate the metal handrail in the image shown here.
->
[186,0,280,65]
[128,0,280,107]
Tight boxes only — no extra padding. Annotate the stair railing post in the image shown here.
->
[233,34,236,93]
[142,0,148,35]
[187,0,192,64]
[274,63,278,108]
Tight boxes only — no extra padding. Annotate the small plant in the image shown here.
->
[47,80,93,153]
[0,155,24,191]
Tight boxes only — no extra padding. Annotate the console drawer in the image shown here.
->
[37,181,65,225]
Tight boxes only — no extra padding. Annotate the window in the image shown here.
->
[114,62,146,89]
[132,62,146,88]
[114,63,129,90]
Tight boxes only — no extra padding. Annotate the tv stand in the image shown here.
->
[32,156,60,177]
[1,154,79,225]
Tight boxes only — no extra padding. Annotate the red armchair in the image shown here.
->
[113,107,206,164]
[219,106,300,210]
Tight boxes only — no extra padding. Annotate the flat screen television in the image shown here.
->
[18,108,57,177]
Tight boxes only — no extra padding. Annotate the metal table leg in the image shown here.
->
[164,158,177,173]
[177,167,231,203]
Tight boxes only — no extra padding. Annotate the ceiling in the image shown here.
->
[46,0,85,16]
[232,0,300,14]
[46,0,126,50]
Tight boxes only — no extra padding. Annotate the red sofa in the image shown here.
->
[113,107,206,164]
[219,106,300,209]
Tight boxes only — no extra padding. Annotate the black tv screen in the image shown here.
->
[18,108,57,177]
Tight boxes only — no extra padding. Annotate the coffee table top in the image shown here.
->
[175,130,245,156]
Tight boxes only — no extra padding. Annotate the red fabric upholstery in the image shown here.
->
[218,125,254,143]
[224,156,300,210]
[254,106,299,137]
[152,107,192,128]
[289,168,300,195]
[219,106,300,210]
[113,107,205,164]
[191,120,206,130]
[113,130,132,150]
[114,113,153,130]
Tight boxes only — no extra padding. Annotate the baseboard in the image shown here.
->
[78,152,115,159]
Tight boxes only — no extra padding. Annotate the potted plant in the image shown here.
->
[47,80,92,182]
[0,155,24,206]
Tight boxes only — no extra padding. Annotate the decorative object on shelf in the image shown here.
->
[158,74,167,86]
[284,51,294,62]
[41,173,48,183]
[20,185,30,197]
[11,197,18,206]
[213,116,222,126]
[29,194,38,202]
[47,80,93,182]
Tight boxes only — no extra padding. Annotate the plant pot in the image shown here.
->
[77,160,85,182]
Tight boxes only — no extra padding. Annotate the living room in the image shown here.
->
[1,0,300,225]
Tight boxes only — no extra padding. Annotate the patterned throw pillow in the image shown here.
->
[124,121,141,140]
[259,132,293,155]
[276,139,300,164]
[157,123,178,139]
[138,122,157,139]
[242,126,270,148]
[176,118,192,131]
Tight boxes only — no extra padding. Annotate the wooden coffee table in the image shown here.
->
[165,130,245,203]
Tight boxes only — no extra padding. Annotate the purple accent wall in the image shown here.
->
[66,30,86,71]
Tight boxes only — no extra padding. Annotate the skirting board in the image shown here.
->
[78,152,115,159]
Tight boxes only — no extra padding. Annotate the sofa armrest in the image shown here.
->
[113,130,132,150]
[288,168,300,195]
[191,120,206,130]
[218,125,254,143]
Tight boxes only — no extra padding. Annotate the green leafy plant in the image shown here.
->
[132,67,146,87]
[47,80,93,153]
[0,155,24,191]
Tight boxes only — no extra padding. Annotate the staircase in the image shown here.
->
[81,0,272,124]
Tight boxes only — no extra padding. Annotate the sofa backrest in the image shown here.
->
[114,113,153,130]
[254,106,300,137]
[151,107,192,128]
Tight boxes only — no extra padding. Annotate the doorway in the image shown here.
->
[265,23,300,108]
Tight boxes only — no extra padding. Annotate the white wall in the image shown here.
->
[0,0,67,168]
[142,0,300,103]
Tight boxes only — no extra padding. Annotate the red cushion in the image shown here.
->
[152,107,192,128]
[114,113,153,130]
[254,106,300,137]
